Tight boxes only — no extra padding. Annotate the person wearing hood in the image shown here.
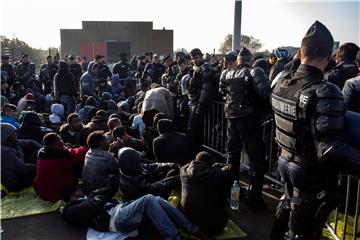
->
[17,92,37,112]
[49,103,65,123]
[153,119,192,166]
[269,47,291,81]
[78,96,98,123]
[79,62,96,98]
[1,123,41,191]
[54,60,77,117]
[17,111,52,144]
[117,147,180,201]
[0,103,20,128]
[180,151,233,235]
[34,132,87,202]
[82,131,122,196]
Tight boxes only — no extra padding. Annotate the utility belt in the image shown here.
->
[280,148,315,168]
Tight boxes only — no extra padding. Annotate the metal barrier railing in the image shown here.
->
[325,176,360,240]
[202,101,282,186]
[202,101,360,239]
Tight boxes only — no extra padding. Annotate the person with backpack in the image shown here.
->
[219,47,271,210]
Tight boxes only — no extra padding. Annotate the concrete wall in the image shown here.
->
[60,21,173,61]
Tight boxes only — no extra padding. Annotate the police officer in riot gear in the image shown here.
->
[135,55,147,78]
[15,54,36,89]
[187,48,217,151]
[40,56,53,94]
[1,55,15,85]
[271,21,360,240]
[220,48,271,210]
[112,53,132,79]
[92,55,112,87]
[142,53,165,84]
[68,55,83,90]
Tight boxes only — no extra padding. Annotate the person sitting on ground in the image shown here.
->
[78,96,98,123]
[82,131,122,196]
[104,117,122,143]
[50,103,65,122]
[33,133,88,202]
[153,119,192,165]
[86,115,108,132]
[142,112,167,160]
[1,123,41,191]
[17,92,37,112]
[59,113,83,146]
[17,111,52,144]
[180,151,233,235]
[117,147,180,201]
[0,103,20,128]
[131,101,145,137]
[112,126,144,151]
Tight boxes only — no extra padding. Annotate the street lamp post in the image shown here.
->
[232,0,242,51]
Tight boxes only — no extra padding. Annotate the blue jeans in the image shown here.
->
[60,95,75,117]
[111,194,198,240]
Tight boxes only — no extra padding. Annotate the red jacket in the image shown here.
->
[33,146,87,202]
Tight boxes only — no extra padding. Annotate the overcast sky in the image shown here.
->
[1,0,359,53]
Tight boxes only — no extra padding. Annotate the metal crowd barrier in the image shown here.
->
[202,100,282,186]
[202,101,359,239]
[325,176,360,240]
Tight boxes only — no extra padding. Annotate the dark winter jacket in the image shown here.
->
[180,161,232,234]
[326,60,359,90]
[15,62,36,87]
[342,74,360,113]
[142,62,165,84]
[118,148,180,201]
[80,71,96,98]
[1,140,39,191]
[59,123,83,145]
[112,61,132,79]
[1,123,41,191]
[17,111,53,143]
[54,62,77,99]
[153,119,192,165]
[1,63,15,84]
[269,58,288,81]
[70,63,83,85]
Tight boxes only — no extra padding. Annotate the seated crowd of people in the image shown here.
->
[1,22,360,239]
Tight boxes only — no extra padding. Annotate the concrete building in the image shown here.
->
[60,21,173,63]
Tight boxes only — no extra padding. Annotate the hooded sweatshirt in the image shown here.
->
[117,147,180,201]
[153,119,192,165]
[17,111,51,143]
[1,123,36,191]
